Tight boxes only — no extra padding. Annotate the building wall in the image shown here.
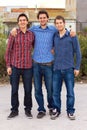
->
[76,0,87,31]
[2,0,77,33]
[77,0,87,22]
[0,6,6,12]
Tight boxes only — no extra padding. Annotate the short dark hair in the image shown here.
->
[54,15,65,24]
[17,13,29,22]
[37,10,49,19]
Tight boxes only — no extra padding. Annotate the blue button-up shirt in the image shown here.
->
[29,25,57,63]
[53,30,81,70]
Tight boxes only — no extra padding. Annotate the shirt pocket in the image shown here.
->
[25,39,33,53]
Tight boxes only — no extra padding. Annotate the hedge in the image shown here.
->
[0,33,87,81]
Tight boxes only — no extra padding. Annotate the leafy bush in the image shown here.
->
[0,33,7,78]
[0,32,87,82]
[78,34,87,76]
[83,26,87,33]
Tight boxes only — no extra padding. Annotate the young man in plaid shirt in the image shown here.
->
[5,13,34,119]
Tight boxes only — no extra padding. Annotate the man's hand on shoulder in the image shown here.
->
[70,30,76,37]
[11,28,17,37]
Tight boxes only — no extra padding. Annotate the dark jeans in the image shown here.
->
[53,68,75,114]
[10,66,33,112]
[33,62,53,112]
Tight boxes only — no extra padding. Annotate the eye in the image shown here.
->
[19,19,27,22]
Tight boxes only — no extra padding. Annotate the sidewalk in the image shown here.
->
[0,83,87,130]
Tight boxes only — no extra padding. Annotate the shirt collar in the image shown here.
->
[65,29,69,36]
[17,28,29,34]
[57,29,69,37]
[38,25,49,29]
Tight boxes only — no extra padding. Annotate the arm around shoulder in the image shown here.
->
[10,27,17,36]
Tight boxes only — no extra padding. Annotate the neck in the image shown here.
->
[59,28,66,37]
[41,25,47,29]
[20,27,27,33]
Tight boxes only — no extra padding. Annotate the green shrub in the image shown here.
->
[78,34,87,76]
[0,33,7,78]
[0,32,87,81]
[83,26,87,33]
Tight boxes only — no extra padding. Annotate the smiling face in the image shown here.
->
[55,19,65,32]
[18,16,28,30]
[38,13,49,28]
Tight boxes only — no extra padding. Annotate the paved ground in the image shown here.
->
[0,83,87,130]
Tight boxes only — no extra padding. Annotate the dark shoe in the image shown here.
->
[67,113,75,120]
[7,111,18,119]
[50,109,60,120]
[49,108,53,115]
[25,110,33,119]
[37,111,46,119]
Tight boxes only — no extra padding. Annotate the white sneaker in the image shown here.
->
[50,109,60,120]
[67,113,75,120]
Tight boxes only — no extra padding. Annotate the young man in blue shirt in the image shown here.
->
[51,15,81,120]
[30,10,56,118]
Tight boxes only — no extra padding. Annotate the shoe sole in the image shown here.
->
[7,115,18,120]
[68,117,75,120]
[50,115,59,120]
[37,114,46,119]
[50,117,58,120]
[27,116,33,119]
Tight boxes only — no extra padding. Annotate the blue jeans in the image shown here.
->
[53,68,75,114]
[10,66,33,112]
[33,62,53,112]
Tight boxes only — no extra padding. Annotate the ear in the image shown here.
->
[47,19,49,22]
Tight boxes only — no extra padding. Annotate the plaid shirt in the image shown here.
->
[5,29,34,69]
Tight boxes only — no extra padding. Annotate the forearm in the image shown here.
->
[5,34,14,68]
